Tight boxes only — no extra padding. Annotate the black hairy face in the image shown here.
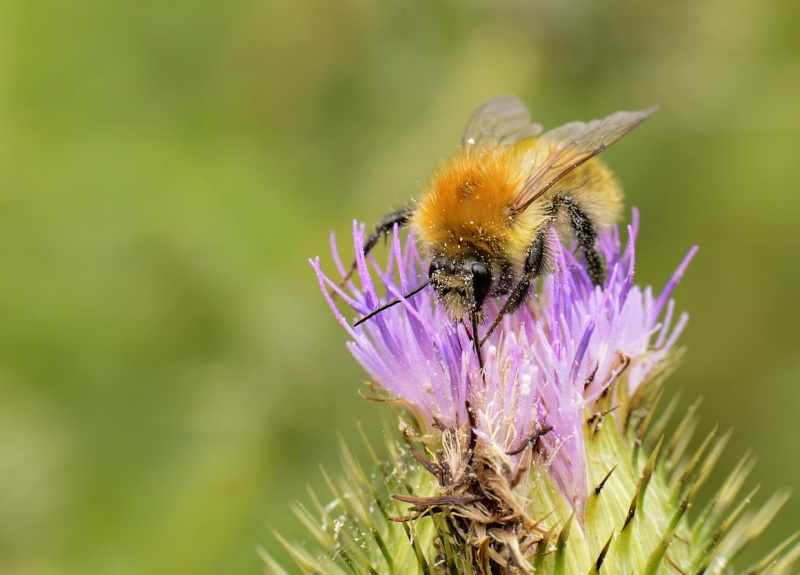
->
[428,255,492,322]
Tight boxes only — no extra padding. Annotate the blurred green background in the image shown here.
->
[2,0,799,573]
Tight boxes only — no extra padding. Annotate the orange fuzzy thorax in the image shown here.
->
[412,143,544,265]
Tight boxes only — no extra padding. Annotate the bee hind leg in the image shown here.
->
[340,207,414,286]
[551,194,604,285]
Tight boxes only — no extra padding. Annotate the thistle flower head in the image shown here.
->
[313,211,691,514]
[272,212,800,575]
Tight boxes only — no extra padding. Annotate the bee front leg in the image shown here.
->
[480,227,550,345]
[341,207,413,285]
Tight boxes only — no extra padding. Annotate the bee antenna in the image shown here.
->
[353,281,430,327]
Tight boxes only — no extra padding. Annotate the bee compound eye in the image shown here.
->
[471,262,491,306]
[428,256,448,277]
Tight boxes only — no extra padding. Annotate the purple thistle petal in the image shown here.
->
[652,245,699,323]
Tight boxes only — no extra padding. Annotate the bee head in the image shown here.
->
[428,255,492,322]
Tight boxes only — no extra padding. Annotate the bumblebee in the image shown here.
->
[352,95,656,365]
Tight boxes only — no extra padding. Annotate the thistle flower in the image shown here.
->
[267,212,799,575]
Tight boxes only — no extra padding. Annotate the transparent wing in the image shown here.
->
[461,95,543,151]
[511,106,658,213]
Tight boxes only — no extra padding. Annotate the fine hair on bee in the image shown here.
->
[348,95,656,367]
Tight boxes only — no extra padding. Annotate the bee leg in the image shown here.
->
[552,194,604,285]
[480,227,550,345]
[341,207,413,285]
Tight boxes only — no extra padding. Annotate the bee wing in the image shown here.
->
[461,95,544,151]
[511,106,657,214]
